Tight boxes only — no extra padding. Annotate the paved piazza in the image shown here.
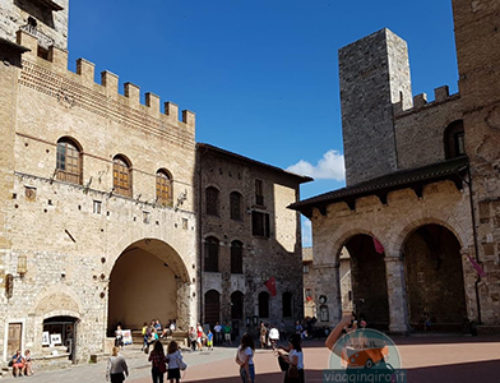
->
[2,336,499,383]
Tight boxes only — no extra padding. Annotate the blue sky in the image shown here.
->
[68,1,458,246]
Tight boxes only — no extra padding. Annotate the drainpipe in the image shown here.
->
[464,164,482,324]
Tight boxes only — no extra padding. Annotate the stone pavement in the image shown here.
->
[2,336,500,382]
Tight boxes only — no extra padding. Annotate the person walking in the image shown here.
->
[188,326,197,352]
[149,341,168,383]
[235,333,255,383]
[278,334,304,383]
[259,322,268,349]
[166,340,185,383]
[106,346,129,383]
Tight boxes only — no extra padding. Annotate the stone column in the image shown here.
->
[384,256,408,333]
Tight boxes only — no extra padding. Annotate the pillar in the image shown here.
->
[384,256,408,333]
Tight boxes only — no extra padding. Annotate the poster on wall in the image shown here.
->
[42,331,50,346]
[50,333,62,346]
[122,329,133,345]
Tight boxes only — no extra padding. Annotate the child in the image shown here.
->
[167,341,184,383]
[207,330,214,351]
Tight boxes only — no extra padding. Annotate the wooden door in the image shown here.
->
[7,323,22,357]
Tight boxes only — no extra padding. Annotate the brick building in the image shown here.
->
[197,144,310,337]
[292,0,500,333]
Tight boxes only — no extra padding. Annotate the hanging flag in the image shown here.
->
[467,255,486,277]
[373,237,385,254]
[264,276,277,296]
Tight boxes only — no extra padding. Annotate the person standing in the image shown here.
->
[259,322,267,349]
[269,325,280,350]
[115,325,124,349]
[106,346,129,383]
[278,334,304,383]
[224,322,232,345]
[214,322,222,345]
[207,329,214,351]
[235,333,255,383]
[149,341,168,383]
[188,327,197,352]
[166,340,184,383]
[196,323,204,351]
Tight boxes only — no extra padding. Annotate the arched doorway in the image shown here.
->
[258,292,270,319]
[107,239,189,334]
[204,290,220,326]
[343,234,389,330]
[43,316,78,362]
[231,291,244,338]
[403,224,466,331]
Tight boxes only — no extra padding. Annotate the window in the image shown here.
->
[231,240,243,274]
[444,120,465,159]
[255,179,264,206]
[282,292,293,318]
[319,305,329,322]
[252,211,270,237]
[93,200,102,214]
[231,291,244,320]
[156,169,173,207]
[206,187,219,216]
[204,236,219,272]
[113,155,132,197]
[56,138,82,185]
[143,211,151,224]
[230,192,242,221]
[303,264,310,274]
[258,291,270,318]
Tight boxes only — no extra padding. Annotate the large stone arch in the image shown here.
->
[107,238,192,333]
[33,286,82,318]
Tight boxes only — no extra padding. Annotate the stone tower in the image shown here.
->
[0,0,69,50]
[339,28,413,186]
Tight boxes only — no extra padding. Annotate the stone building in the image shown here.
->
[291,0,500,333]
[197,144,311,337]
[0,0,198,364]
[0,0,310,366]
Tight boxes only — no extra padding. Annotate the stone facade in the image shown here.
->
[293,0,500,333]
[197,144,310,336]
[0,27,198,363]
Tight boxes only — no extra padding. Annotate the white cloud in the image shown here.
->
[286,150,345,181]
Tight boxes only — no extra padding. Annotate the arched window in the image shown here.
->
[258,291,270,318]
[113,155,132,197]
[444,120,465,159]
[230,240,243,274]
[206,187,219,216]
[230,191,242,220]
[282,292,293,318]
[204,290,220,326]
[204,236,219,272]
[231,291,244,320]
[156,169,173,207]
[56,137,82,184]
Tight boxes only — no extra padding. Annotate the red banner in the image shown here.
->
[264,276,277,296]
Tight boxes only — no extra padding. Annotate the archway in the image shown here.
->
[403,224,466,331]
[107,239,189,334]
[43,316,78,362]
[343,234,389,330]
[204,290,220,326]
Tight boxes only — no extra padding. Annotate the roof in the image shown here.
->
[0,37,31,53]
[32,0,64,11]
[197,143,313,184]
[289,156,469,218]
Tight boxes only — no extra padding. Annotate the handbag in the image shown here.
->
[178,359,187,371]
[158,361,167,374]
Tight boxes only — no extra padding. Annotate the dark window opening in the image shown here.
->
[204,236,219,272]
[258,291,269,318]
[282,292,293,318]
[255,179,264,206]
[231,291,244,320]
[444,120,465,159]
[252,211,270,237]
[206,187,219,216]
[230,192,242,221]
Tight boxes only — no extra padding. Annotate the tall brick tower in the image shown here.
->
[339,28,413,186]
[453,0,500,324]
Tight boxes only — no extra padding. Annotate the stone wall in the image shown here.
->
[198,147,305,333]
[0,30,198,363]
[339,28,412,186]
[0,0,69,50]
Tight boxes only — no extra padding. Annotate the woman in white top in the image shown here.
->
[106,346,129,383]
[278,334,304,383]
[235,333,255,383]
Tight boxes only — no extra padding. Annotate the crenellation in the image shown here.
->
[165,102,179,121]
[413,93,428,108]
[182,109,196,127]
[101,70,118,96]
[145,92,160,116]
[76,58,95,85]
[124,82,140,108]
[434,85,450,102]
[48,45,68,72]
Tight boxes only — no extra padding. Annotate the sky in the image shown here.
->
[67,1,459,247]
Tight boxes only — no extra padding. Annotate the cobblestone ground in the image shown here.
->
[2,336,500,382]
